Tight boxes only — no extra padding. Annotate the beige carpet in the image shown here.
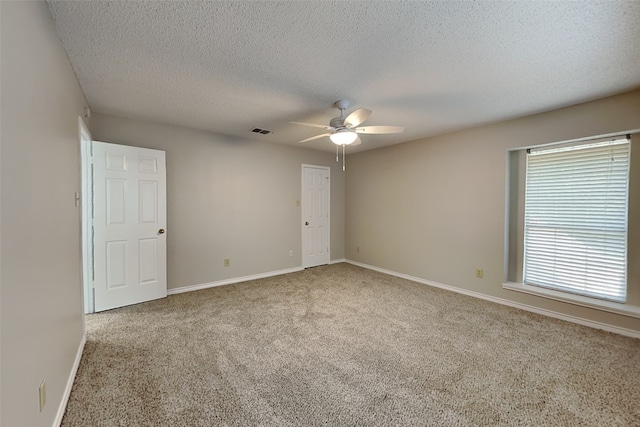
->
[62,263,640,426]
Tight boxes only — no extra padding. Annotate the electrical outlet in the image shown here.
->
[296,199,300,207]
[289,250,293,256]
[475,268,483,278]
[224,258,230,267]
[39,379,46,412]
[356,246,360,253]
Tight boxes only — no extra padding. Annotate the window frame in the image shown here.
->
[503,131,640,319]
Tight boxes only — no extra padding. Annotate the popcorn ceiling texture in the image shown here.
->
[61,263,640,426]
[46,1,640,153]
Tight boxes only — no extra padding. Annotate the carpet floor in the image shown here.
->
[62,263,640,426]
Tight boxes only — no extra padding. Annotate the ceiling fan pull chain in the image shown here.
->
[336,144,339,163]
[343,144,346,171]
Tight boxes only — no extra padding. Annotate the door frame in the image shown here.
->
[301,164,331,268]
[79,117,94,314]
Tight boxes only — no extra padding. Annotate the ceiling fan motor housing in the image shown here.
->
[330,116,347,129]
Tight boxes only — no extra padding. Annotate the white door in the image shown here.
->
[93,141,167,312]
[302,165,330,268]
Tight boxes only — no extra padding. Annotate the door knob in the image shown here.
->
[305,222,309,226]
[158,228,165,234]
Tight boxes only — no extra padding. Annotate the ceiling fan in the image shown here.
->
[290,100,404,170]
[291,100,404,146]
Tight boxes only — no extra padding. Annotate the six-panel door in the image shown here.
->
[93,141,167,312]
[302,165,330,268]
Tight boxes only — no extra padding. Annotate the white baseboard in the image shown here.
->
[346,260,640,339]
[54,333,86,427]
[329,258,346,265]
[168,266,304,295]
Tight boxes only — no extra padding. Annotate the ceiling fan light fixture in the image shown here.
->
[330,130,357,145]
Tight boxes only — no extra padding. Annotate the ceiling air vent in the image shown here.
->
[251,128,272,135]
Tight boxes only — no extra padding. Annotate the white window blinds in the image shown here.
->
[523,137,631,303]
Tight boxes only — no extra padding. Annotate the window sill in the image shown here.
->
[502,282,640,319]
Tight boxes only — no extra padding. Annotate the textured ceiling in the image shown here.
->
[47,1,640,153]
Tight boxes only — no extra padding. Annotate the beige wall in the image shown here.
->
[90,113,345,290]
[1,2,88,426]
[346,90,640,333]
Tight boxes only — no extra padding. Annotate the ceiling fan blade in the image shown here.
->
[290,121,334,130]
[344,108,372,128]
[355,125,404,134]
[299,133,331,143]
[351,136,362,146]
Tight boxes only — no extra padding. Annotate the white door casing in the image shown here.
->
[302,165,330,268]
[93,141,167,312]
[79,118,93,314]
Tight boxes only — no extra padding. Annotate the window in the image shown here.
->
[523,136,631,302]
